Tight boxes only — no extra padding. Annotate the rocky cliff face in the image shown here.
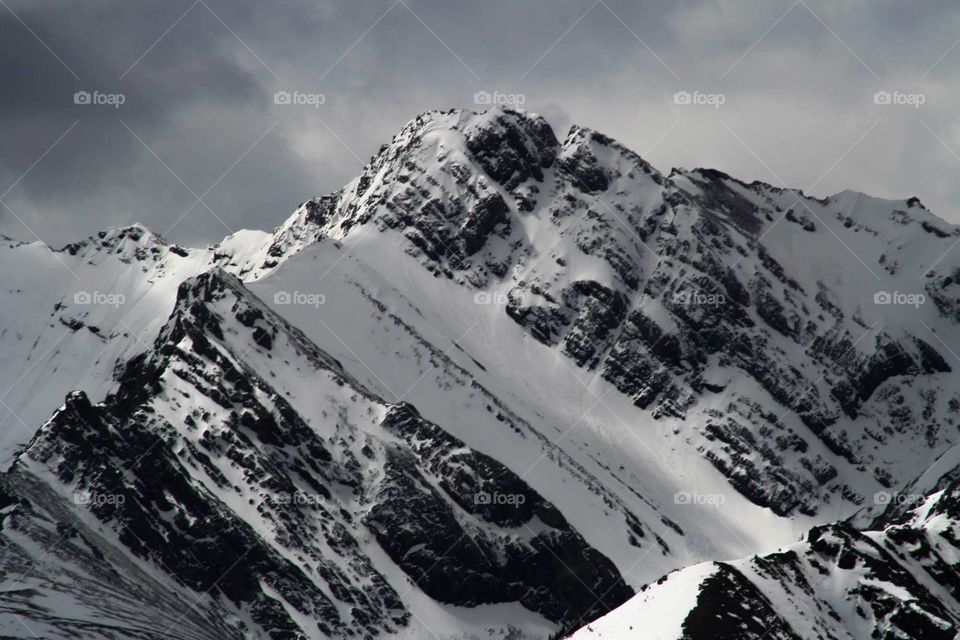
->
[0,269,629,638]
[281,108,960,520]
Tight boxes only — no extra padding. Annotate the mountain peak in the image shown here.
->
[377,107,560,192]
[58,223,191,263]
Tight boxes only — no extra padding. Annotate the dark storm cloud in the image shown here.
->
[2,0,960,247]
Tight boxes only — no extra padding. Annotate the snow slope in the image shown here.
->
[0,220,319,465]
[572,480,960,640]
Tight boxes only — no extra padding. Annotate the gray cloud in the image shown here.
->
[1,0,960,247]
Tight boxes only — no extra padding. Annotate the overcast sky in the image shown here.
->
[1,0,959,247]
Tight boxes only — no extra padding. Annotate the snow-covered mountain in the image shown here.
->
[1,107,960,638]
[570,478,960,640]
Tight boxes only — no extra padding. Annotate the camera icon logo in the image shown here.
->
[74,291,92,305]
[74,91,91,105]
[673,91,692,105]
[873,291,892,305]
[273,91,292,105]
[274,291,292,305]
[673,491,692,505]
[873,91,892,105]
[473,91,492,105]
[873,491,892,505]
